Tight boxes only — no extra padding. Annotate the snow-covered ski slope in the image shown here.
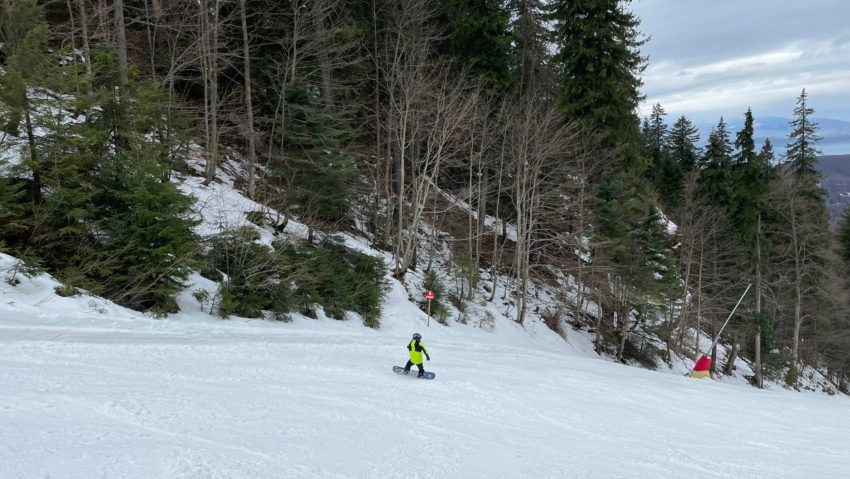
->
[2,254,849,479]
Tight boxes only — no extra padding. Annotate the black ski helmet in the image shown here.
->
[412,333,422,340]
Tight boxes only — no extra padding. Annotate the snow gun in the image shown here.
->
[689,283,751,379]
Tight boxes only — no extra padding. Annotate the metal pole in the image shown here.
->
[705,283,751,355]
[427,300,431,327]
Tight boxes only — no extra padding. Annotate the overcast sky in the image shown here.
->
[630,0,850,123]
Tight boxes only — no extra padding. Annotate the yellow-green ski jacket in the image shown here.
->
[407,339,430,364]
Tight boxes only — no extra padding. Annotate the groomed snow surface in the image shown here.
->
[2,256,849,479]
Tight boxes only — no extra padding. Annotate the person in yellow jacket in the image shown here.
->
[403,333,430,378]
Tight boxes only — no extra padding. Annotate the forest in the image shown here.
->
[1,0,848,391]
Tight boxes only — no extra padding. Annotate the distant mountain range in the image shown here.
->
[695,116,850,156]
[817,154,850,222]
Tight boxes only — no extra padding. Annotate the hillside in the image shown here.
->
[817,154,850,220]
[697,117,850,156]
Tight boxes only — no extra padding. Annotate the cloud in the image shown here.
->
[640,41,850,120]
[632,0,850,121]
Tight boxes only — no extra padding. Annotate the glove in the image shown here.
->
[426,355,431,361]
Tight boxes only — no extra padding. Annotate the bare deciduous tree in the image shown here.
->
[769,173,831,373]
[501,94,582,324]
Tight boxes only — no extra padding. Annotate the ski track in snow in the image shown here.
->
[1,309,849,479]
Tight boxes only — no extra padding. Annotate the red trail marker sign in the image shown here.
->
[424,290,435,326]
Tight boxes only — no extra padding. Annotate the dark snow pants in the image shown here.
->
[404,360,425,377]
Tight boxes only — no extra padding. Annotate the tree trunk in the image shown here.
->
[755,214,763,388]
[78,0,93,90]
[312,0,335,109]
[141,0,158,80]
[574,180,587,326]
[24,110,40,204]
[724,339,738,375]
[710,326,718,377]
[476,160,487,272]
[66,0,79,94]
[468,133,475,267]
[240,0,257,197]
[792,251,803,369]
[674,236,693,358]
[594,284,603,354]
[617,280,629,361]
[202,0,220,185]
[114,0,128,95]
[372,0,384,245]
[488,147,505,303]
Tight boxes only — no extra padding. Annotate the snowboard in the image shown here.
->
[393,366,435,380]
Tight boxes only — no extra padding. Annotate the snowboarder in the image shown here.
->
[403,333,430,378]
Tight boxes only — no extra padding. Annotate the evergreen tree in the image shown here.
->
[47,50,198,313]
[93,137,199,313]
[668,115,701,173]
[655,156,685,208]
[0,172,24,248]
[593,173,676,359]
[643,103,668,161]
[642,103,683,207]
[698,118,733,207]
[733,108,756,166]
[786,89,821,177]
[507,0,552,94]
[441,0,515,96]
[729,108,767,249]
[758,138,775,165]
[0,0,58,204]
[726,110,773,381]
[549,0,646,163]
[1,4,199,314]
[632,206,678,293]
[277,83,355,225]
[770,90,831,381]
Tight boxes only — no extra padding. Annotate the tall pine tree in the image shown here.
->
[733,108,756,166]
[441,0,515,96]
[772,90,830,381]
[730,108,766,247]
[729,109,773,386]
[507,0,552,94]
[668,115,701,173]
[643,103,668,161]
[549,0,646,164]
[786,89,821,177]
[698,118,733,208]
[643,103,684,207]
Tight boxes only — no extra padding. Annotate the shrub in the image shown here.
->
[55,284,78,297]
[246,210,267,227]
[0,40,198,314]
[479,311,495,332]
[205,231,387,326]
[204,229,287,319]
[785,363,799,388]
[278,237,388,327]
